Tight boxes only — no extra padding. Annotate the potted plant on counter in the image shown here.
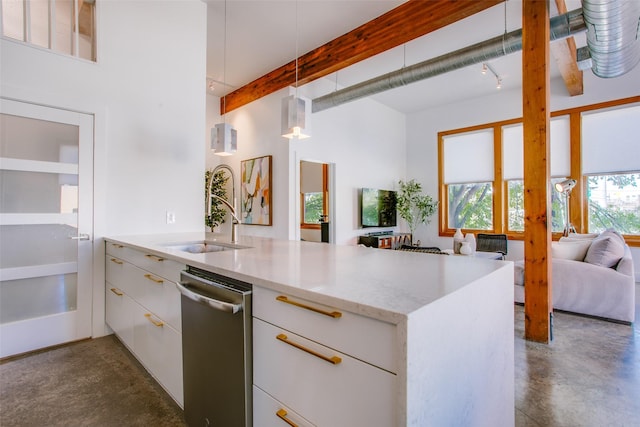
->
[205,169,229,230]
[397,179,438,245]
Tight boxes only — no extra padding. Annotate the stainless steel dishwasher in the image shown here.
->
[177,266,252,427]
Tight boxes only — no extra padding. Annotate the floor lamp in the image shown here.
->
[555,178,577,236]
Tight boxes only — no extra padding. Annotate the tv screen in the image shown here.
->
[361,188,397,228]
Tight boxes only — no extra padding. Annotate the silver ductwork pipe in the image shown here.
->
[582,0,640,78]
[313,9,587,113]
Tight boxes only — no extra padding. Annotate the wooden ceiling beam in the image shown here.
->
[221,0,504,114]
[550,0,583,96]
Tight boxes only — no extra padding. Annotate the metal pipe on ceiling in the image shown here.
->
[312,9,586,113]
[582,0,640,78]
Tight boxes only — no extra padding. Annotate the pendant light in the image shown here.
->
[281,1,310,140]
[212,0,237,155]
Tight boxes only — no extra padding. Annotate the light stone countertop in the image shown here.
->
[105,232,513,324]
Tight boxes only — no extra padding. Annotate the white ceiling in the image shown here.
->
[205,0,586,114]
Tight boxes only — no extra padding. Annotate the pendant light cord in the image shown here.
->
[222,0,228,119]
[295,0,299,95]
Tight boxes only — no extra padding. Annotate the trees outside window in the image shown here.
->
[587,173,640,234]
[447,182,492,230]
[303,192,324,224]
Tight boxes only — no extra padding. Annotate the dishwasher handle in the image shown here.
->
[176,281,243,314]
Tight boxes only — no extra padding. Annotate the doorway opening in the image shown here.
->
[299,160,333,243]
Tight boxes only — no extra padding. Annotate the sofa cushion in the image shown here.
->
[551,240,592,261]
[562,232,599,241]
[584,230,626,268]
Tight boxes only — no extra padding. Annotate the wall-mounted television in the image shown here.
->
[360,188,397,228]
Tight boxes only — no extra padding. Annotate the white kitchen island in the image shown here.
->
[104,232,514,426]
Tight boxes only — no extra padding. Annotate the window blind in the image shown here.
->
[443,129,494,184]
[502,116,571,180]
[582,104,640,174]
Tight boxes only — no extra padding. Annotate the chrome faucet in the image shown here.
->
[207,164,240,243]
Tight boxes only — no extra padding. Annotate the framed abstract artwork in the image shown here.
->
[240,155,272,225]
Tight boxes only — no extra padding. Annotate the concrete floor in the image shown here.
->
[1,290,638,426]
[514,291,640,427]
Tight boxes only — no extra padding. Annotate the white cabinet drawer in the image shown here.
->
[105,285,134,350]
[253,319,396,427]
[132,301,184,407]
[128,263,182,332]
[105,256,130,294]
[254,385,315,427]
[106,242,184,284]
[253,287,396,373]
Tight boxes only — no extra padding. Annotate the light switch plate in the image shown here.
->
[166,211,176,224]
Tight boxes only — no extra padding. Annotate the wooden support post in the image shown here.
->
[523,0,552,343]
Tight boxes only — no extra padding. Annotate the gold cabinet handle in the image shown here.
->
[276,333,341,365]
[109,287,123,296]
[276,409,298,427]
[276,295,342,319]
[145,254,165,262]
[144,313,164,327]
[110,258,124,265]
[144,273,164,284]
[111,243,124,248]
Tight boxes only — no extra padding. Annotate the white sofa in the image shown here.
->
[514,230,636,323]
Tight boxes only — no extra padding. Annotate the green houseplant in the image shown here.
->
[205,169,229,230]
[397,179,438,243]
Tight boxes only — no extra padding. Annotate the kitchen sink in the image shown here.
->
[164,241,250,254]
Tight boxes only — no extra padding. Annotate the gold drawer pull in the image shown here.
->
[276,295,342,319]
[110,258,124,265]
[144,273,164,284]
[145,254,165,262]
[111,243,124,248]
[276,409,298,427]
[144,313,164,327]
[109,287,123,296]
[276,333,342,365]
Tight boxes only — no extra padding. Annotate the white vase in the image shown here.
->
[464,233,476,253]
[453,228,464,254]
[460,241,473,255]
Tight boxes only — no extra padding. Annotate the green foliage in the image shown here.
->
[205,170,229,229]
[587,174,640,234]
[448,183,493,229]
[303,193,324,223]
[397,179,438,236]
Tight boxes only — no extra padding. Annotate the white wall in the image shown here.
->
[1,0,207,335]
[206,84,407,246]
[407,69,640,277]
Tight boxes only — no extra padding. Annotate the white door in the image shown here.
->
[0,98,94,358]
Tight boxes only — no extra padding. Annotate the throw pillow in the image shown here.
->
[584,231,626,268]
[551,240,592,261]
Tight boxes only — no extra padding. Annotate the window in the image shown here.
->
[303,192,324,224]
[586,173,640,234]
[503,117,571,233]
[438,97,640,244]
[1,0,96,61]
[448,182,493,229]
[582,104,640,236]
[441,129,494,231]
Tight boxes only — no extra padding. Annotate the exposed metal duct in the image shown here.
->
[313,9,587,113]
[582,0,640,78]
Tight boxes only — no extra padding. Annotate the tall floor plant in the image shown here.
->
[397,179,438,244]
